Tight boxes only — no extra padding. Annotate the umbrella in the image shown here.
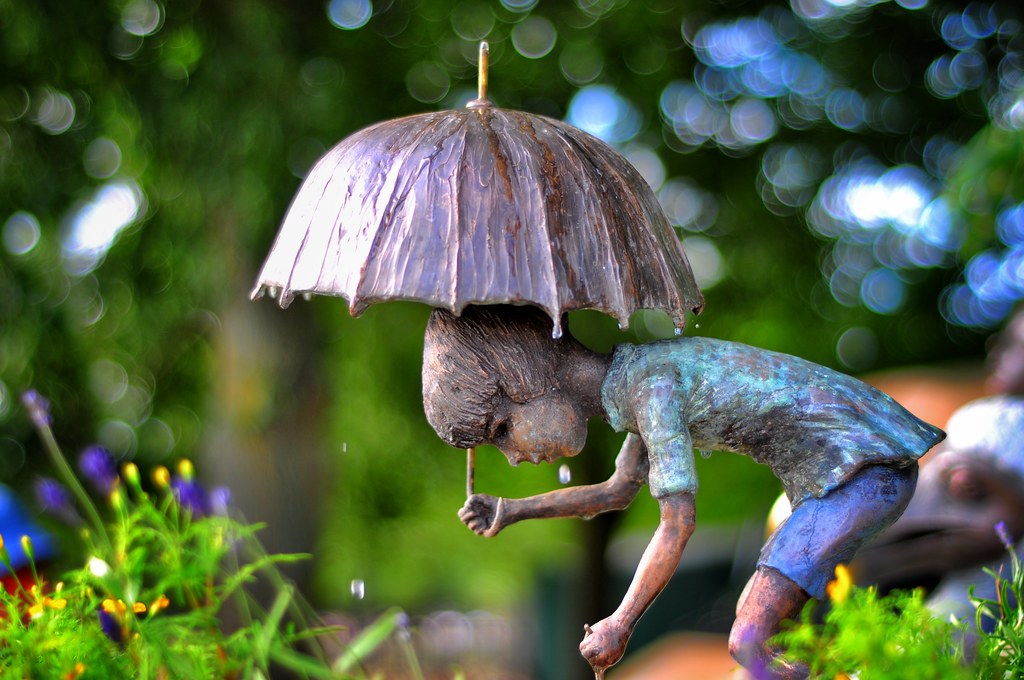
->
[251,43,703,336]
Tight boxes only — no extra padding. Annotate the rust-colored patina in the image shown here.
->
[251,44,703,336]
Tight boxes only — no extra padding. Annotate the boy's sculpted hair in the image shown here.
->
[422,305,566,448]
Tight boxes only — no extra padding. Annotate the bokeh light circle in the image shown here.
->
[405,62,450,103]
[836,326,878,372]
[3,212,41,256]
[327,0,372,30]
[511,16,557,59]
[567,85,641,145]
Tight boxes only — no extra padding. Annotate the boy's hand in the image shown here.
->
[458,494,506,537]
[580,618,630,673]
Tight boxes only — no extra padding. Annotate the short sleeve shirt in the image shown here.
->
[601,338,944,503]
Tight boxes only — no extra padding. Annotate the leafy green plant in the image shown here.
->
[2,390,419,679]
[970,521,1024,677]
[773,531,1024,680]
[772,563,972,680]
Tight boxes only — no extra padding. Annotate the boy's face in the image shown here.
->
[483,393,588,466]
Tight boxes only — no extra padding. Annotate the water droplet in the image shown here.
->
[302,292,313,301]
[699,449,713,459]
[558,464,572,484]
[695,323,701,329]
[674,327,683,336]
[340,442,348,454]
[350,578,365,600]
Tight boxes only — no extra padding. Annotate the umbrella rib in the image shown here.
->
[578,129,686,325]
[285,175,334,300]
[352,115,454,308]
[514,112,560,325]
[558,124,630,326]
[449,118,466,312]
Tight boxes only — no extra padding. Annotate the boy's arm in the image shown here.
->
[459,434,649,537]
[581,374,697,673]
[580,491,695,673]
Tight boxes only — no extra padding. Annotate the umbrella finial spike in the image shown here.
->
[478,41,489,100]
[467,42,492,109]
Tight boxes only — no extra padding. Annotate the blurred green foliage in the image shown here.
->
[1,0,1020,622]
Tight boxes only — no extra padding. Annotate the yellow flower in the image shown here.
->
[20,535,33,561]
[149,594,170,615]
[123,462,140,485]
[28,584,68,619]
[826,563,853,603]
[177,458,195,481]
[102,598,128,616]
[132,601,147,614]
[152,466,171,489]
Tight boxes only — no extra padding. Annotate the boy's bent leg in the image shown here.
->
[759,462,919,601]
[730,567,810,680]
[733,466,917,680]
[729,463,919,678]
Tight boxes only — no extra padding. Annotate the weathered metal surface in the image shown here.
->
[422,305,945,679]
[251,102,703,334]
[856,395,1024,598]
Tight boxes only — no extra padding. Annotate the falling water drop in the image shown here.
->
[350,578,365,600]
[695,323,701,329]
[699,449,713,459]
[340,442,348,454]
[558,463,572,484]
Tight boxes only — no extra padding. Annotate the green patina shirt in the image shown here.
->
[601,337,944,504]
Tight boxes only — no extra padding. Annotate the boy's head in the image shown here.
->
[422,305,590,465]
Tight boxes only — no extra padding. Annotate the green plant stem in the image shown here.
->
[399,628,425,680]
[33,418,111,551]
[0,551,30,600]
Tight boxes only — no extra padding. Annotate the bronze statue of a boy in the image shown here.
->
[422,305,944,678]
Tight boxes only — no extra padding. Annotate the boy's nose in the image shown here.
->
[502,394,587,463]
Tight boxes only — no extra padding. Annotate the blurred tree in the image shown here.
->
[2,1,1022,669]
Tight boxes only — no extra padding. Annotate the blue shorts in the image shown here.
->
[758,463,918,600]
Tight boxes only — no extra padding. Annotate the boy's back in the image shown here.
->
[602,337,944,503]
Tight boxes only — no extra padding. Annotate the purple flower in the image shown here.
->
[34,477,81,526]
[171,477,211,516]
[99,610,123,645]
[210,486,232,516]
[78,446,118,495]
[20,390,52,428]
[996,521,1015,551]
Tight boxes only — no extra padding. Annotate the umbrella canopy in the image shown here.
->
[252,48,703,336]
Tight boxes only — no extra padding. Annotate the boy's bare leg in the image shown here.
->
[730,567,810,679]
